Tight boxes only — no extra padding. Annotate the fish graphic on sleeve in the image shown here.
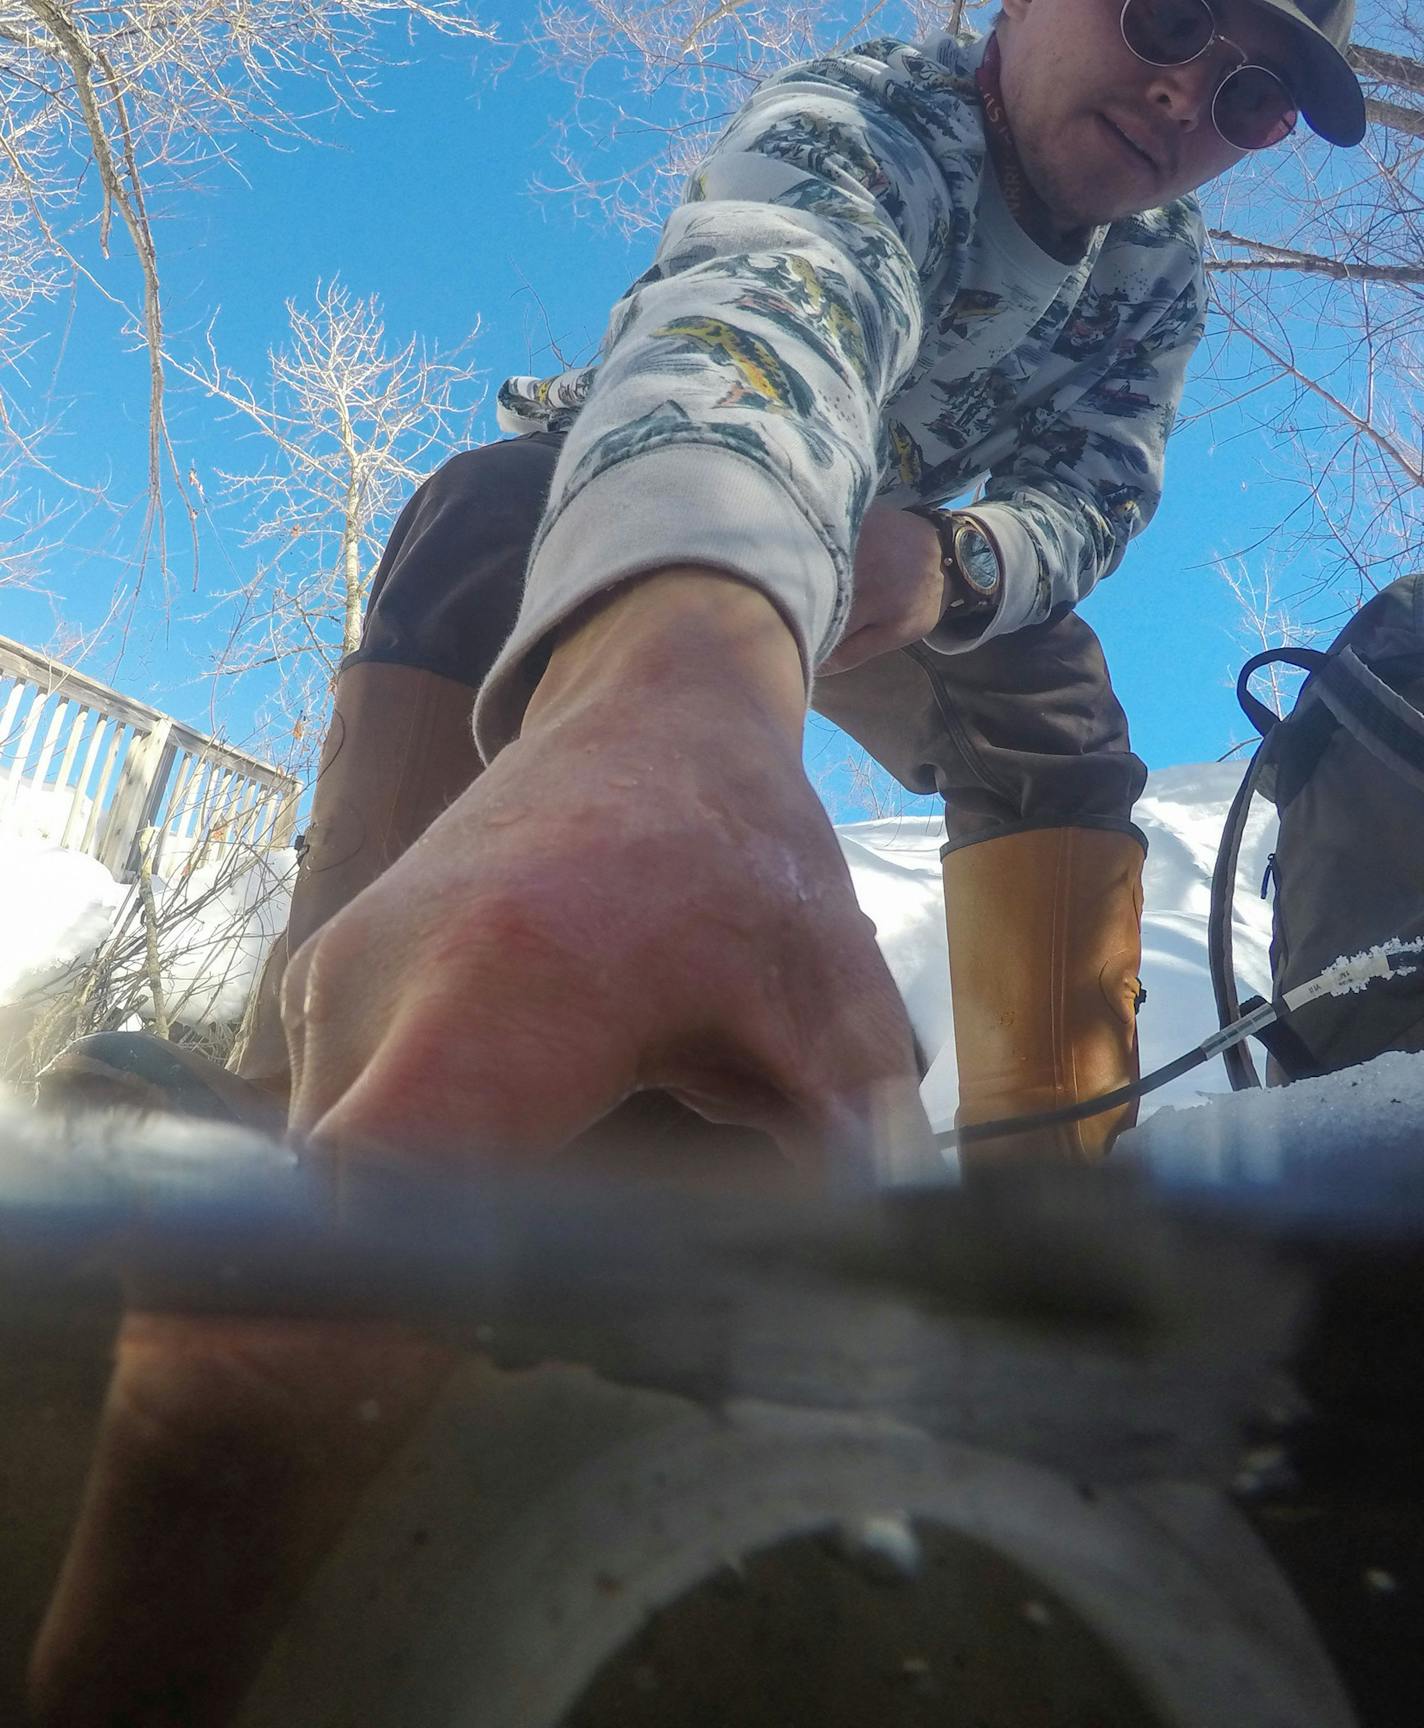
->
[887,419,924,485]
[1025,418,1091,471]
[652,317,817,415]
[918,212,958,285]
[756,112,896,207]
[566,401,784,488]
[1139,280,1204,350]
[928,366,1017,446]
[778,174,881,228]
[1113,199,1202,255]
[727,289,863,386]
[1098,482,1145,529]
[785,253,828,309]
[937,287,1001,341]
[1080,378,1155,417]
[1083,428,1151,477]
[1102,339,1161,382]
[728,266,872,383]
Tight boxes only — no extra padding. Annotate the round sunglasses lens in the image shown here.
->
[1215,64,1298,149]
[1121,0,1215,65]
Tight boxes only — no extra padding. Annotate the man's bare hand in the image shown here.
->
[31,570,932,1728]
[285,570,930,1176]
[820,502,945,676]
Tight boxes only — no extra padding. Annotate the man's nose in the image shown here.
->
[1144,58,1219,129]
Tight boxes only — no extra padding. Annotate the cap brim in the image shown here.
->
[1297,31,1367,145]
[1244,0,1367,146]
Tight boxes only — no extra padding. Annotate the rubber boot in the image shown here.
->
[34,662,483,1128]
[231,660,484,1095]
[943,824,1146,1168]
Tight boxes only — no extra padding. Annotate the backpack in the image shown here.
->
[1209,571,1424,1090]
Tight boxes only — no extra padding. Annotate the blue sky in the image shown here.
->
[0,14,1352,818]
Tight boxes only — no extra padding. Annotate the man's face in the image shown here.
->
[996,0,1302,224]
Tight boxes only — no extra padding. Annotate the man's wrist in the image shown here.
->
[526,567,808,742]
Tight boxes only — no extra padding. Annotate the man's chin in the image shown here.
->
[1042,182,1167,228]
[1024,150,1167,228]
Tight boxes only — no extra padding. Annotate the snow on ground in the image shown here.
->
[0,776,96,849]
[1123,1048,1424,1215]
[150,847,299,1026]
[2,760,1283,1130]
[0,830,296,1063]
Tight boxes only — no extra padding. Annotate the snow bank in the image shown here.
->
[0,777,94,849]
[153,848,298,1026]
[0,839,127,1006]
[0,836,295,1031]
[0,760,1283,1112]
[1124,1048,1424,1226]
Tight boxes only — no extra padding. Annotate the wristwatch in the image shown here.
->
[913,508,1003,617]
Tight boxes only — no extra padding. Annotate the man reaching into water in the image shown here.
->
[31,1,1364,1720]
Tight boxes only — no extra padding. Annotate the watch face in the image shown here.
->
[953,522,1000,597]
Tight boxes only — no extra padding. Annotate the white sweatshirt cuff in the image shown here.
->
[923,502,1044,654]
[473,444,845,761]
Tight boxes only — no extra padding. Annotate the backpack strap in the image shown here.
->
[1236,995,1330,1082]
[1235,647,1328,738]
[1208,739,1272,1091]
[1206,651,1317,1092]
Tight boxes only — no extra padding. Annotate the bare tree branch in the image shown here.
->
[21,0,175,572]
[1214,301,1424,492]
[1365,93,1424,139]
[1207,228,1424,284]
[1349,42,1424,98]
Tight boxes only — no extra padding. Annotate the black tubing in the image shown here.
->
[933,1043,1211,1152]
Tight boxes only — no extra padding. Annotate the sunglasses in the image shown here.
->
[1119,0,1298,150]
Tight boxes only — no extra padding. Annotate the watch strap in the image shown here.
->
[906,506,1001,616]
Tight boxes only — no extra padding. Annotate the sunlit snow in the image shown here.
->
[0,759,1393,1139]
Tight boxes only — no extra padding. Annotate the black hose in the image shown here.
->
[934,940,1422,1153]
[933,1042,1213,1152]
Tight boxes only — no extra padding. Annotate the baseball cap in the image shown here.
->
[1245,0,1366,145]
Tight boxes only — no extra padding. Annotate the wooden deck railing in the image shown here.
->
[0,634,300,882]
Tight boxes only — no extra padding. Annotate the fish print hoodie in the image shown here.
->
[477,26,1206,757]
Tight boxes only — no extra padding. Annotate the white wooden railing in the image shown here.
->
[0,633,300,882]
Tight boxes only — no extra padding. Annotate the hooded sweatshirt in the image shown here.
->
[478,26,1205,759]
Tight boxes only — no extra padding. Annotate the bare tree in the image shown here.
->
[0,134,66,588]
[0,0,496,571]
[1198,0,1423,620]
[1215,553,1313,748]
[0,460,60,592]
[527,1,963,229]
[182,279,482,768]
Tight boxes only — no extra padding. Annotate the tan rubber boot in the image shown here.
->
[943,824,1146,1168]
[35,662,483,1129]
[231,660,483,1101]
